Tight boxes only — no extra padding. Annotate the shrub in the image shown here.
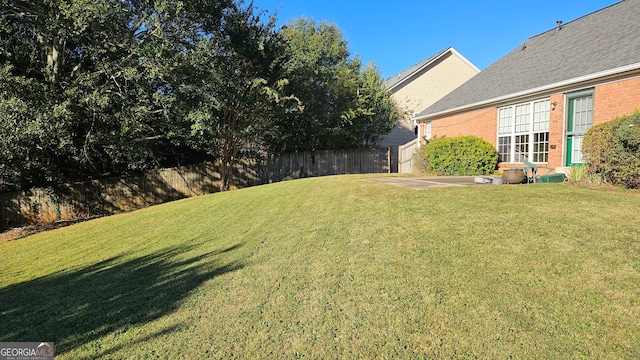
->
[421,136,498,176]
[583,112,640,188]
[568,165,588,183]
[568,165,604,186]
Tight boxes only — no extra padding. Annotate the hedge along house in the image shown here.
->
[378,47,479,172]
[414,0,640,171]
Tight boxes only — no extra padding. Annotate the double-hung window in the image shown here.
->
[424,121,432,141]
[497,107,513,162]
[497,99,550,163]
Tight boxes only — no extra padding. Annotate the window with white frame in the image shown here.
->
[497,107,512,162]
[572,96,593,133]
[497,98,550,163]
[424,121,432,141]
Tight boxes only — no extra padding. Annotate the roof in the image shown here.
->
[384,47,479,92]
[384,48,449,91]
[416,0,640,120]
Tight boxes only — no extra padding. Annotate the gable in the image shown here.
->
[386,48,480,117]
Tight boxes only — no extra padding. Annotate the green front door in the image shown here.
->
[566,92,594,166]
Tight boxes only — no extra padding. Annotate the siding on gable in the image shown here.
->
[392,52,480,118]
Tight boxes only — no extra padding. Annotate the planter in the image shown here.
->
[502,168,526,184]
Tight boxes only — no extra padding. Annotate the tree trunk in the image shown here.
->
[219,137,238,192]
[37,33,63,84]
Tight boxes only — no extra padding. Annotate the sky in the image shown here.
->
[253,0,619,79]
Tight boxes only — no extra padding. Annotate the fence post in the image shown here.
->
[387,147,392,174]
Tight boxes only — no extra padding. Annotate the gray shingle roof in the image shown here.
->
[417,0,640,119]
[384,48,450,91]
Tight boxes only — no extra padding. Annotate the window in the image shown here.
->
[514,104,530,133]
[498,107,512,135]
[498,108,513,162]
[497,137,511,163]
[497,99,550,163]
[424,121,432,141]
[533,132,549,162]
[571,135,584,164]
[572,96,593,133]
[533,100,550,131]
[514,134,529,161]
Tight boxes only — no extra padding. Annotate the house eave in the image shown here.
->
[415,62,640,122]
[449,47,480,73]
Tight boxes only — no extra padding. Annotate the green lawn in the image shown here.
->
[1,175,639,359]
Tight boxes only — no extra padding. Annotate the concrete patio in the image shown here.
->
[366,176,493,190]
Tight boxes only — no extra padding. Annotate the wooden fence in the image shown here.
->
[261,148,390,182]
[1,148,390,231]
[398,139,419,174]
[0,162,225,230]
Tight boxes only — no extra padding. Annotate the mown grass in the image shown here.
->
[1,175,639,358]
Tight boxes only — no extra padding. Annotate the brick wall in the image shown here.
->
[594,76,640,125]
[548,93,565,167]
[423,96,580,168]
[426,108,498,145]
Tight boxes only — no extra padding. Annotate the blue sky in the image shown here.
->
[253,0,619,79]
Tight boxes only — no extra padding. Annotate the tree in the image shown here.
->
[268,18,359,153]
[186,3,299,191]
[349,62,401,147]
[269,18,399,153]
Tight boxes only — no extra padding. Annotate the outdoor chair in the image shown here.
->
[520,159,555,183]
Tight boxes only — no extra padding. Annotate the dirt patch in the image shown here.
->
[0,219,90,242]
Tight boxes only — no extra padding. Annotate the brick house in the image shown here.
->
[414,0,640,170]
[378,47,479,172]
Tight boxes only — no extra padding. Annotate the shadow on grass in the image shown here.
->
[0,243,244,356]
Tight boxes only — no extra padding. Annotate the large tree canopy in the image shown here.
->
[0,2,399,192]
[0,0,232,188]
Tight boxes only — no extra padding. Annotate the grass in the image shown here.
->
[1,175,639,358]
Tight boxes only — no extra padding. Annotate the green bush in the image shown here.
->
[583,112,640,188]
[421,136,498,176]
